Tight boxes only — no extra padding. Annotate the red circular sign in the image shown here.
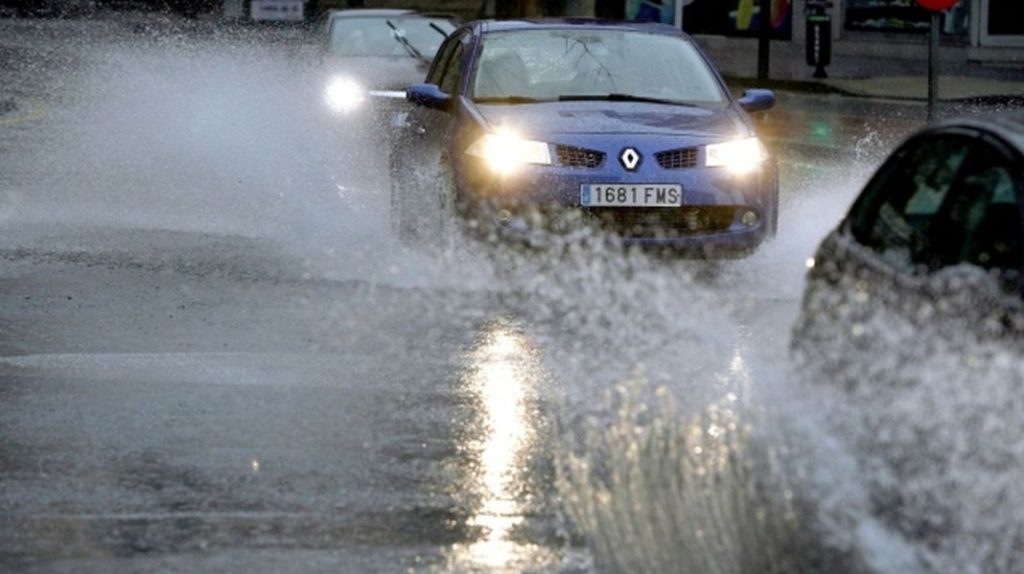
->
[916,0,959,11]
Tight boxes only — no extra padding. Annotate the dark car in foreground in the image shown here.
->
[794,113,1024,375]
[0,0,93,17]
[320,9,456,119]
[389,19,779,254]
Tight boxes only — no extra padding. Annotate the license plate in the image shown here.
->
[250,0,304,20]
[581,184,683,207]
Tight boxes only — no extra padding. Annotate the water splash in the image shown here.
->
[555,377,812,573]
[793,258,1024,573]
[6,15,1022,573]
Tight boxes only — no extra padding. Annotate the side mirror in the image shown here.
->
[407,83,451,112]
[738,89,775,113]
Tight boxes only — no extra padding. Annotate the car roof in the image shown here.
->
[476,18,682,36]
[326,9,429,19]
[934,112,1024,153]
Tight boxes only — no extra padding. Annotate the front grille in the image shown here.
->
[587,206,736,238]
[655,147,699,170]
[556,145,605,169]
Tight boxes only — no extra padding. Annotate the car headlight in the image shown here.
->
[705,137,767,175]
[324,77,365,113]
[465,131,551,175]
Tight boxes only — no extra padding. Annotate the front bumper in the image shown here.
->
[455,156,777,254]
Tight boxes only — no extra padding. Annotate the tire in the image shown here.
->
[769,166,780,237]
[388,163,404,237]
[165,0,204,17]
[432,160,459,255]
[399,159,458,253]
[769,183,780,237]
[391,156,457,250]
[390,163,420,244]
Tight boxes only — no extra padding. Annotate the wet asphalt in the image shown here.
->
[0,11,943,574]
[0,15,576,573]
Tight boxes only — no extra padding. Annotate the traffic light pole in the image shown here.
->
[758,0,771,80]
[928,11,939,121]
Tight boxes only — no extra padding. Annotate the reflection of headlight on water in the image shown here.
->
[324,77,365,113]
[451,323,543,570]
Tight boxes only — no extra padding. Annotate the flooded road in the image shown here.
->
[4,12,1005,574]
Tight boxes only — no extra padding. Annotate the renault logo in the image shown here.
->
[619,147,641,171]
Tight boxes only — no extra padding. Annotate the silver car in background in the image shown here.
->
[320,9,456,120]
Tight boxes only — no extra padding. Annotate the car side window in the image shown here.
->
[438,39,466,95]
[850,133,1024,277]
[849,135,971,271]
[937,140,1022,273]
[427,33,462,86]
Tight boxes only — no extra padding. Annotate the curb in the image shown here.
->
[726,76,844,95]
[821,87,1024,105]
[765,138,867,164]
[725,76,1024,105]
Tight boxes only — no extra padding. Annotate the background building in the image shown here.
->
[679,0,1022,80]
[308,0,1020,80]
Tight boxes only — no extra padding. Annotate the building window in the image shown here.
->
[681,0,793,40]
[844,0,970,35]
[987,0,1024,36]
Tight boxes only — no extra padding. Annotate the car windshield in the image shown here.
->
[328,16,454,59]
[470,29,727,106]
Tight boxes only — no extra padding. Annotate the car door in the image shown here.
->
[916,132,1024,332]
[400,29,470,183]
[389,29,471,236]
[796,128,1024,372]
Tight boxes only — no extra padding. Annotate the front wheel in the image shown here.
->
[166,0,203,18]
[389,164,409,241]
[769,184,780,237]
[768,165,780,237]
[432,161,460,255]
[391,157,458,251]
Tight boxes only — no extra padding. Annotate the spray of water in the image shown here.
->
[792,256,1024,573]
[7,15,1020,573]
[496,150,921,573]
[0,17,507,292]
[555,378,806,573]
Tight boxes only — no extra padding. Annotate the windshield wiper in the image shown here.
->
[557,93,702,107]
[385,20,429,64]
[473,96,547,105]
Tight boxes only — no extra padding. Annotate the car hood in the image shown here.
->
[322,56,430,92]
[474,101,752,138]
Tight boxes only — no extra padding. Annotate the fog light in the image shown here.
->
[741,210,759,227]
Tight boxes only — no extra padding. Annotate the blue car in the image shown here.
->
[389,19,779,255]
